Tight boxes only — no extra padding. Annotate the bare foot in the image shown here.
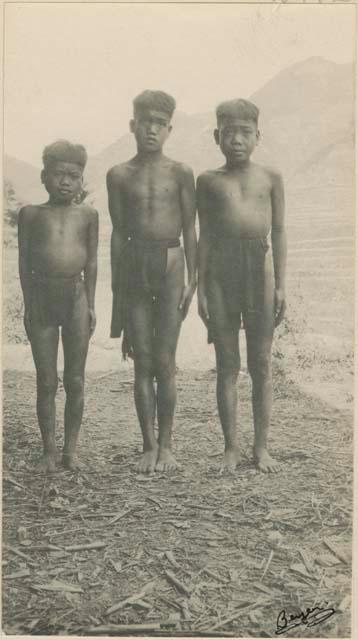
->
[155,448,178,472]
[37,453,56,474]
[254,448,281,473]
[137,448,158,474]
[62,453,84,471]
[220,447,239,474]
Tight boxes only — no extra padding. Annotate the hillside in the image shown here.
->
[3,57,355,395]
[4,155,45,204]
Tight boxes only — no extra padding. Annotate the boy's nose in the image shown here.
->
[233,133,244,145]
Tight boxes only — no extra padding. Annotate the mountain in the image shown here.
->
[4,155,46,205]
[4,57,354,234]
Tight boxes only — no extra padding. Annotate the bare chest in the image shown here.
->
[32,210,87,247]
[123,168,179,206]
[209,174,271,210]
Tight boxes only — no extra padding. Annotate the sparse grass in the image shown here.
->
[2,368,352,637]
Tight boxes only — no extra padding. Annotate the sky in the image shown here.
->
[4,2,356,166]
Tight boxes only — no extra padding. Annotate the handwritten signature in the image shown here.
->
[275,604,335,635]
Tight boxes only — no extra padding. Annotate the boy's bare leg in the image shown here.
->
[246,274,281,473]
[208,278,240,471]
[30,323,60,472]
[131,297,158,473]
[154,252,184,472]
[214,332,241,472]
[62,285,90,470]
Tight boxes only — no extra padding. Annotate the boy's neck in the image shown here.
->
[48,196,73,207]
[136,149,164,163]
[225,158,251,171]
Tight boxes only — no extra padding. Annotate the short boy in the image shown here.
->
[107,90,197,473]
[197,99,286,473]
[18,140,98,472]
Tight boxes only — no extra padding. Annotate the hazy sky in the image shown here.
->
[4,2,355,166]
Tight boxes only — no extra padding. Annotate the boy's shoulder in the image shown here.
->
[252,162,283,183]
[18,203,42,221]
[76,202,98,220]
[196,167,224,186]
[107,161,137,186]
[165,158,194,181]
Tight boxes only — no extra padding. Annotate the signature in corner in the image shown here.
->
[275,604,336,635]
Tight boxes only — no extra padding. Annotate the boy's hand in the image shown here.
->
[274,288,286,327]
[24,309,31,340]
[178,283,196,319]
[88,309,97,338]
[198,290,210,327]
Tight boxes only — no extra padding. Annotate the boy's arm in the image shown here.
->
[106,168,127,293]
[178,165,197,319]
[197,174,211,326]
[18,206,33,338]
[84,208,99,337]
[271,170,287,327]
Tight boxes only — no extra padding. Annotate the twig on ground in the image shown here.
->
[323,537,349,564]
[106,582,156,615]
[64,541,107,552]
[87,623,161,634]
[3,544,38,566]
[164,570,192,597]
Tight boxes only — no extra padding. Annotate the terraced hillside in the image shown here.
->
[3,57,355,402]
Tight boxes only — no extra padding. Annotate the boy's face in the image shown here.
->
[215,118,259,164]
[130,109,172,153]
[42,161,83,204]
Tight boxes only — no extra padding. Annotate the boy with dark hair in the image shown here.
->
[197,99,286,473]
[18,140,98,472]
[107,90,197,473]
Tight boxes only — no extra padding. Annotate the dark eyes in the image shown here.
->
[225,129,252,136]
[54,172,81,179]
[141,119,167,128]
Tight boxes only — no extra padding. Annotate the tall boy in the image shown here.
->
[107,90,197,473]
[18,140,98,472]
[197,99,286,473]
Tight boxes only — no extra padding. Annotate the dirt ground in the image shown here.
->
[2,363,352,638]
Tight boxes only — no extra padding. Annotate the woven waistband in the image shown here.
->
[31,272,83,283]
[128,237,180,249]
[209,235,267,243]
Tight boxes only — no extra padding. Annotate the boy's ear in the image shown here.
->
[214,129,220,145]
[256,129,261,144]
[129,119,135,133]
[168,124,173,135]
[40,169,46,184]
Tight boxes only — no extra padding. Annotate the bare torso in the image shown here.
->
[26,203,95,276]
[111,156,184,240]
[202,162,274,239]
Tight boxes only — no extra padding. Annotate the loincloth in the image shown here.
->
[110,237,180,358]
[31,272,83,329]
[206,236,270,342]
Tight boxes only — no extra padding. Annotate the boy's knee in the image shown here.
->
[37,375,58,397]
[63,374,84,397]
[134,351,155,377]
[216,348,240,378]
[217,363,240,380]
[248,351,271,381]
[154,351,176,380]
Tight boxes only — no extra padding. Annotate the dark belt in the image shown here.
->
[31,272,83,283]
[128,237,180,249]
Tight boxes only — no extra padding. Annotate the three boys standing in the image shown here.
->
[18,90,286,475]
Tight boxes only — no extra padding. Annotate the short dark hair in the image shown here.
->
[133,90,176,119]
[42,140,87,171]
[216,99,259,125]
